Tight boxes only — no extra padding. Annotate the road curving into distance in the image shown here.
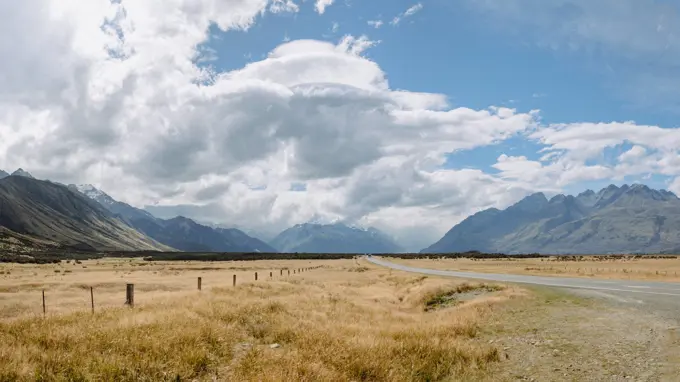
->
[365,256,680,298]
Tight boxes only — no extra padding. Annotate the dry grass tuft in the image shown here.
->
[391,256,680,282]
[0,259,522,381]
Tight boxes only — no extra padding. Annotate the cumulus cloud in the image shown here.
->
[487,121,680,190]
[315,0,334,14]
[618,145,647,162]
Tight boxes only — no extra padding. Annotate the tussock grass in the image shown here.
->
[392,256,680,282]
[0,259,521,381]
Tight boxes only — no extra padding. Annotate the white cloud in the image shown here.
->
[391,3,423,26]
[270,0,299,13]
[486,121,680,191]
[618,145,647,162]
[669,177,680,195]
[368,20,384,29]
[404,3,424,17]
[315,0,334,14]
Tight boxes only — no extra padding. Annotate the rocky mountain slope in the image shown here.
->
[0,176,170,251]
[11,168,34,178]
[69,184,156,224]
[130,216,277,252]
[270,222,404,253]
[423,184,680,254]
[73,184,276,252]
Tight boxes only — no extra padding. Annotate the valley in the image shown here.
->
[4,170,680,380]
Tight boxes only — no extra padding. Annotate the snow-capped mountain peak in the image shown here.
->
[305,214,343,226]
[74,184,115,205]
[11,168,34,178]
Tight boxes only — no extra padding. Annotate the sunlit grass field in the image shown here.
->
[0,258,520,381]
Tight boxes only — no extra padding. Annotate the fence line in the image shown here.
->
[36,266,324,316]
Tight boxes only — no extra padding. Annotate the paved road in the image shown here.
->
[366,256,680,298]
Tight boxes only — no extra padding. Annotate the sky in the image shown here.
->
[1,0,680,250]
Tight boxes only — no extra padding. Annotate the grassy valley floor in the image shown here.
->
[0,258,677,381]
[389,256,680,282]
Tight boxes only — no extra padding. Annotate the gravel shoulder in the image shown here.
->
[476,286,680,381]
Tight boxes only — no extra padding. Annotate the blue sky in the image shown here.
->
[196,0,680,193]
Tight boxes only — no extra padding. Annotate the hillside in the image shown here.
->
[68,184,156,224]
[73,185,276,252]
[129,216,277,252]
[423,184,680,254]
[270,223,404,253]
[0,176,169,251]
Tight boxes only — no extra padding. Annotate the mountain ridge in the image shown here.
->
[423,184,680,255]
[0,176,170,251]
[270,222,404,253]
[71,184,276,253]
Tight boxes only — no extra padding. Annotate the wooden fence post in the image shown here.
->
[270,271,272,278]
[255,272,258,281]
[90,287,94,314]
[288,269,290,276]
[280,269,283,276]
[125,284,135,307]
[42,290,46,316]
[233,274,236,286]
[198,277,202,291]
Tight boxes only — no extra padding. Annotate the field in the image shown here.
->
[2,257,679,381]
[390,255,680,282]
[0,258,522,381]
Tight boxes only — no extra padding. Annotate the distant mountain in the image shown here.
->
[11,168,34,178]
[270,222,404,253]
[0,176,170,251]
[197,220,279,244]
[0,170,8,180]
[423,184,680,255]
[69,184,156,224]
[73,184,276,252]
[131,216,277,252]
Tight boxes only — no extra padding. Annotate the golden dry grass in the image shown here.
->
[0,258,521,381]
[390,256,680,282]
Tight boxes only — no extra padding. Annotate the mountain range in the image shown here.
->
[4,167,680,255]
[67,184,276,253]
[0,169,276,253]
[0,168,32,180]
[269,223,404,253]
[0,175,169,251]
[423,183,680,254]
